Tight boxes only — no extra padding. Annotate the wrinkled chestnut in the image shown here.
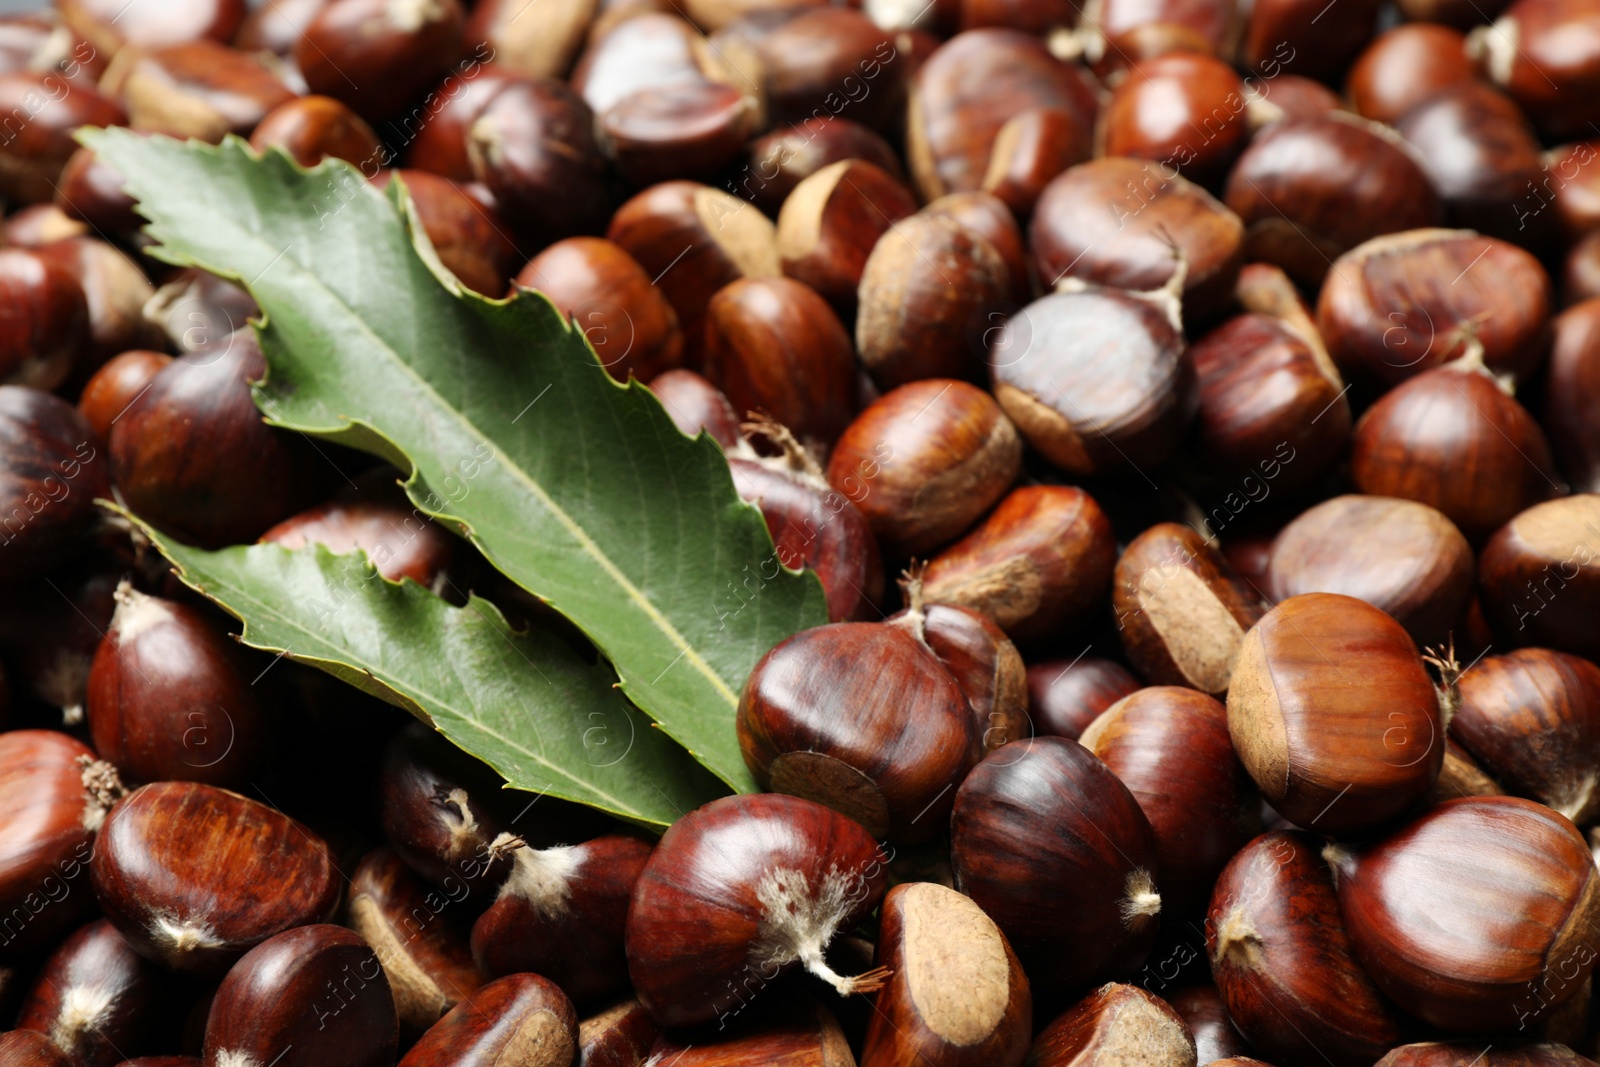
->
[0,386,109,583]
[776,159,917,318]
[248,95,385,171]
[296,0,467,122]
[1025,655,1142,740]
[1026,983,1196,1066]
[15,919,164,1067]
[1479,495,1600,661]
[398,973,577,1067]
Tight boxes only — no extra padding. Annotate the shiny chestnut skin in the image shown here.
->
[1346,24,1477,126]
[398,973,578,1067]
[645,997,856,1065]
[1377,1045,1600,1067]
[347,847,482,1038]
[15,919,164,1067]
[235,0,329,54]
[776,160,917,318]
[1349,363,1559,543]
[701,277,856,457]
[54,144,143,241]
[826,379,1022,557]
[0,386,109,583]
[888,593,1031,755]
[1239,0,1380,84]
[923,484,1117,644]
[1025,656,1142,740]
[1327,796,1600,1033]
[261,492,463,589]
[0,1031,73,1066]
[862,882,1032,1067]
[1102,53,1250,189]
[742,117,906,215]
[732,8,902,132]
[1030,158,1244,322]
[110,329,322,549]
[1544,299,1600,492]
[248,95,385,171]
[0,72,125,205]
[1548,140,1600,242]
[0,250,90,392]
[143,269,259,355]
[379,169,522,297]
[599,80,762,188]
[90,781,342,975]
[58,0,245,52]
[1208,830,1405,1067]
[203,924,398,1067]
[296,0,467,122]
[471,834,652,1006]
[1479,496,1600,660]
[514,237,684,382]
[951,737,1162,995]
[1318,230,1552,390]
[1026,983,1196,1066]
[1224,115,1442,288]
[32,237,161,375]
[624,793,890,1028]
[649,368,742,448]
[1165,985,1253,1064]
[1227,593,1446,834]
[569,12,706,118]
[1267,495,1475,652]
[1080,687,1259,917]
[922,191,1030,302]
[87,585,273,788]
[1468,0,1600,140]
[106,41,296,143]
[404,67,521,182]
[1112,523,1265,695]
[1453,649,1600,824]
[576,999,659,1066]
[738,621,979,841]
[1561,231,1600,308]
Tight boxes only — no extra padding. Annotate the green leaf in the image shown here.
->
[122,509,724,827]
[83,129,830,793]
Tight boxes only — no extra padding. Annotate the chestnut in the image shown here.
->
[1431,738,1507,805]
[513,237,683,383]
[0,72,125,205]
[403,67,521,182]
[599,80,762,188]
[1346,24,1477,126]
[0,1031,73,1066]
[624,793,890,1028]
[142,269,260,355]
[1468,0,1600,140]
[701,277,857,456]
[1027,983,1196,1065]
[1349,359,1559,543]
[471,833,652,1006]
[825,379,1022,557]
[570,12,706,117]
[1074,0,1233,72]
[397,973,576,1067]
[105,41,296,142]
[0,250,90,392]
[87,584,274,788]
[1256,74,1346,120]
[32,237,162,372]
[646,997,855,1064]
[1267,495,1475,652]
[576,999,658,1064]
[1479,495,1600,661]
[1223,114,1442,287]
[1227,592,1447,833]
[346,847,482,1039]
[923,484,1117,644]
[1030,158,1245,321]
[1112,523,1265,695]
[1238,0,1380,84]
[0,386,110,583]
[1378,1044,1599,1067]
[738,621,978,841]
[1326,796,1600,1032]
[1548,139,1600,242]
[378,169,522,297]
[649,368,742,448]
[951,737,1162,994]
[1025,655,1142,740]
[57,0,243,53]
[1208,830,1405,1066]
[742,117,906,216]
[1544,298,1600,492]
[730,8,902,133]
[2,205,89,249]
[1165,985,1253,1064]
[776,159,917,318]
[862,882,1032,1067]
[1101,53,1250,189]
[0,560,118,726]
[203,924,398,1067]
[1080,686,1259,917]
[1453,649,1600,824]
[15,919,164,1067]
[110,328,322,549]
[296,0,467,122]
[922,190,1030,302]
[855,212,1014,389]
[468,0,595,80]
[261,489,465,590]
[90,781,341,974]
[235,0,330,55]
[248,95,385,171]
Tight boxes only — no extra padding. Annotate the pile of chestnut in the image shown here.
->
[5,0,1600,1064]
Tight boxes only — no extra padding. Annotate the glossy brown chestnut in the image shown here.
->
[1544,299,1600,491]
[599,80,762,188]
[1112,523,1264,694]
[1479,495,1600,660]
[1349,361,1559,542]
[776,160,917,318]
[1256,74,1346,120]
[1223,115,1442,287]
[742,117,906,216]
[646,997,856,1065]
[514,237,684,382]
[141,269,259,354]
[261,489,464,589]
[0,250,89,392]
[569,12,706,117]
[701,277,857,456]
[861,882,1032,1067]
[15,919,163,1067]
[738,621,979,841]
[1030,158,1244,321]
[203,924,397,1067]
[1468,0,1600,140]
[90,781,341,974]
[1346,24,1477,126]
[1238,0,1380,84]
[649,368,742,448]
[921,191,1029,302]
[54,143,139,239]
[991,283,1197,479]
[32,237,161,373]
[1025,983,1196,1066]
[576,999,659,1066]
[0,386,109,582]
[923,484,1117,643]
[1025,655,1142,740]
[296,0,466,122]
[1267,495,1474,652]
[379,169,522,297]
[248,95,385,171]
[468,0,595,79]
[1564,232,1600,308]
[1377,1044,1600,1067]
[104,41,295,142]
[1453,649,1600,824]
[1326,796,1600,1032]
[855,212,1013,389]
[731,8,902,132]
[1165,985,1253,1064]
[606,181,780,364]
[624,793,890,1028]
[1227,592,1446,833]
[87,584,273,788]
[1101,53,1250,189]
[951,738,1162,994]
[398,973,577,1067]
[346,847,482,1039]
[1547,139,1600,241]
[826,379,1022,556]
[471,834,652,1006]
[0,1031,73,1066]
[0,72,125,205]
[403,67,520,182]
[1207,830,1404,1067]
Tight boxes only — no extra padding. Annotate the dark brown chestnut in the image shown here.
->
[32,237,161,374]
[378,169,522,297]
[728,8,903,133]
[776,159,917,318]
[1165,985,1253,1064]
[1479,495,1600,661]
[1377,1043,1600,1067]
[55,143,141,239]
[1468,0,1600,140]
[296,0,467,122]
[624,793,890,1028]
[0,386,109,583]
[403,66,521,182]
[575,999,658,1065]
[1237,0,1380,84]
[648,368,742,448]
[0,71,125,205]
[15,919,164,1067]
[248,95,385,171]
[951,737,1162,994]
[261,489,464,590]
[1346,24,1477,126]
[1025,655,1142,740]
[741,117,906,215]
[1026,983,1196,1066]
[1544,298,1600,492]
[0,250,89,392]
[599,80,762,188]
[105,41,295,142]
[78,347,170,436]
[645,997,856,1064]
[1101,53,1250,189]
[921,190,1030,302]
[397,973,577,1067]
